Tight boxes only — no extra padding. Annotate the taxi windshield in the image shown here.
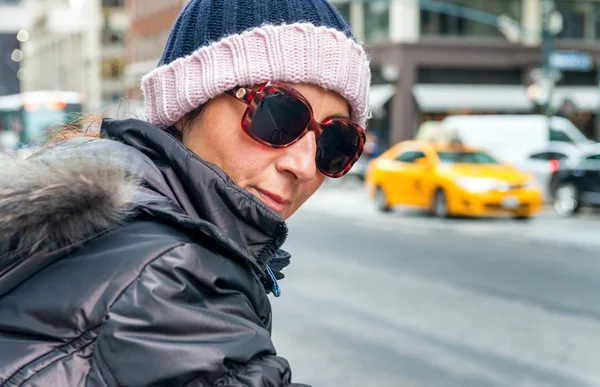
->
[436,151,499,164]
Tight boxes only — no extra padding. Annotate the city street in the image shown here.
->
[271,184,600,387]
[3,0,600,385]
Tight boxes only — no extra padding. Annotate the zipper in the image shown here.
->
[255,223,288,298]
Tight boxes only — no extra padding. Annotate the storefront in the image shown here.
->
[368,39,600,146]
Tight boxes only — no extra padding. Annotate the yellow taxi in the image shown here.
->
[365,141,543,219]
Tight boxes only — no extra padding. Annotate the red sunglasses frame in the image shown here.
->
[225,81,366,178]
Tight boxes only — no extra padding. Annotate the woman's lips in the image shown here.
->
[254,188,291,215]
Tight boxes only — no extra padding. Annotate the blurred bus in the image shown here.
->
[0,90,83,149]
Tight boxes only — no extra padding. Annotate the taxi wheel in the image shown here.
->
[376,187,391,212]
[432,189,449,218]
[514,214,532,221]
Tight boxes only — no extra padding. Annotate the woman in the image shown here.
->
[0,0,370,385]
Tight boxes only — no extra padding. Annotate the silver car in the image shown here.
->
[515,142,583,201]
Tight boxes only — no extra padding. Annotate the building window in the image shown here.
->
[365,1,389,42]
[421,0,522,39]
[103,29,125,46]
[556,1,585,39]
[102,58,125,78]
[421,6,466,36]
[102,0,123,7]
[596,3,600,40]
[554,0,600,41]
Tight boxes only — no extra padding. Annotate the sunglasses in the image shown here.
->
[225,82,366,178]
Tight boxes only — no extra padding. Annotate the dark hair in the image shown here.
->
[173,105,204,139]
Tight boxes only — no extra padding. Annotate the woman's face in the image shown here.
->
[180,83,350,220]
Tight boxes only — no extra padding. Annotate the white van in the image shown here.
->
[433,115,594,163]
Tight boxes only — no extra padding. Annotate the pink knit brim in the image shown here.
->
[141,23,371,129]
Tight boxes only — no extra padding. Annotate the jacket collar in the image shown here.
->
[101,118,288,270]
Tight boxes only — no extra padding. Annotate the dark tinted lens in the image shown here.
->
[251,92,311,146]
[316,121,361,176]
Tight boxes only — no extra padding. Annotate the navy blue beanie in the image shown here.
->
[158,0,354,66]
[142,0,371,129]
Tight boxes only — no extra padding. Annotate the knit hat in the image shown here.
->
[141,0,371,129]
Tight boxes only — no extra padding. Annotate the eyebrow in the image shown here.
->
[325,113,351,120]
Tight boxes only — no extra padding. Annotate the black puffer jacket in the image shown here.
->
[0,119,307,387]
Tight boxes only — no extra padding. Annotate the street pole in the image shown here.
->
[541,0,556,141]
[596,65,600,141]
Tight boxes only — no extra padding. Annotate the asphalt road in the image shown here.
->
[270,187,600,387]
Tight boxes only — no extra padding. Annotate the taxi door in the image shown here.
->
[389,149,427,206]
[409,155,437,208]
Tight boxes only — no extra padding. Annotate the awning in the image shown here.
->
[552,86,600,111]
[413,84,534,112]
[369,84,396,114]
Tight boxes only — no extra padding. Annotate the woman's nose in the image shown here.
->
[274,130,319,182]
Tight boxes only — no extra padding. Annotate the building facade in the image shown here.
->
[20,0,127,115]
[124,0,189,109]
[331,0,600,144]
[0,33,21,96]
[0,0,31,96]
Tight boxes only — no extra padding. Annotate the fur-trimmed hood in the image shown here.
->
[0,119,290,293]
[0,140,139,261]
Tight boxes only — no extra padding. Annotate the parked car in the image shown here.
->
[515,142,582,201]
[365,141,543,219]
[549,145,600,216]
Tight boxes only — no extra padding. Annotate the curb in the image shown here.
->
[298,206,599,253]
